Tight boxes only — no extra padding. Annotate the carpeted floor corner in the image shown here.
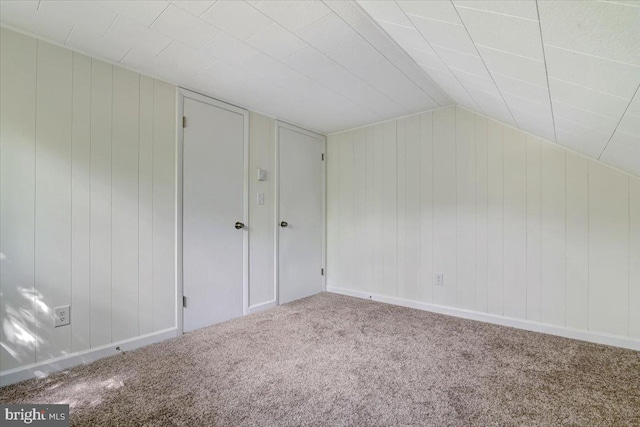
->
[1,293,639,426]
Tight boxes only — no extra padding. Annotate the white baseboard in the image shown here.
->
[327,286,640,352]
[249,300,277,314]
[0,328,178,387]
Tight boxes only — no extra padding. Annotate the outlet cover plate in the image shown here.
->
[434,273,444,286]
[54,305,70,327]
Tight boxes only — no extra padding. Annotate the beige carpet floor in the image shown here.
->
[1,293,639,426]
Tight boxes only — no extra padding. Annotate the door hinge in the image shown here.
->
[321,153,325,161]
[182,296,187,308]
[321,268,324,276]
[182,116,187,128]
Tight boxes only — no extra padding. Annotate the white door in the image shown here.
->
[278,125,324,304]
[182,95,246,332]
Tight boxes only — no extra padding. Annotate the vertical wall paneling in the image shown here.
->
[502,126,527,319]
[589,162,629,336]
[138,75,154,334]
[540,143,566,326]
[487,120,504,315]
[365,127,375,296]
[339,132,354,290]
[419,113,434,303]
[382,122,398,296]
[326,106,640,346]
[396,119,406,298]
[565,152,589,330]
[526,136,542,321]
[404,115,421,301]
[456,107,476,310]
[89,59,113,347]
[474,115,488,312]
[111,67,140,342]
[34,42,73,362]
[630,177,640,339]
[249,113,275,306]
[152,80,176,331]
[432,107,456,306]
[326,134,341,290]
[353,129,367,293]
[371,125,385,296]
[0,29,38,370]
[71,52,92,352]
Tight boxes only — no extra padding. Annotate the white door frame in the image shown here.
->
[274,121,327,306]
[176,88,250,334]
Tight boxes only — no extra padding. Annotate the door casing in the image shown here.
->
[274,121,327,306]
[176,88,249,334]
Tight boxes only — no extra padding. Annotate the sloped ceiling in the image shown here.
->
[358,0,640,177]
[0,1,638,177]
[0,0,450,134]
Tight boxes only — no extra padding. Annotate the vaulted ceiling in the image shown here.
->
[1,1,638,176]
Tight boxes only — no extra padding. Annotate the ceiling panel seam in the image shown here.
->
[336,0,447,107]
[535,0,558,143]
[597,83,640,160]
[393,1,484,114]
[450,0,521,129]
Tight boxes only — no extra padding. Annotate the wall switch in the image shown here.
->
[434,273,444,286]
[257,168,267,181]
[54,305,70,327]
[257,192,265,205]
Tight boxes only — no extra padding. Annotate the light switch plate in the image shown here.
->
[257,192,265,205]
[257,168,267,181]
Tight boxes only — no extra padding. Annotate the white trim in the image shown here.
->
[176,88,250,335]
[0,328,177,387]
[248,300,277,314]
[274,121,327,305]
[327,286,640,352]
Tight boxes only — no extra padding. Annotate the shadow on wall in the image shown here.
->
[1,280,41,369]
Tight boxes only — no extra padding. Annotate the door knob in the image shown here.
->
[280,221,288,228]
[235,222,245,229]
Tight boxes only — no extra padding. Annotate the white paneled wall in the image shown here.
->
[0,28,176,373]
[327,105,640,343]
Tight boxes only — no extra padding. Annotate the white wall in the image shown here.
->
[249,112,276,309]
[327,106,640,344]
[0,28,176,374]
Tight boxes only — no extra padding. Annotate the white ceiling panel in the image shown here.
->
[410,16,477,56]
[378,21,433,52]
[552,101,620,135]
[433,47,490,80]
[539,1,640,66]
[455,6,543,60]
[555,127,609,159]
[297,13,362,54]
[256,0,332,33]
[453,1,539,21]
[0,1,73,44]
[106,16,172,57]
[544,45,640,99]
[151,4,220,49]
[39,1,118,34]
[240,53,302,82]
[492,73,550,106]
[477,46,548,87]
[352,19,392,49]
[201,32,260,67]
[358,1,412,27]
[247,23,308,60]
[399,0,461,24]
[170,1,216,18]
[201,0,272,41]
[66,25,132,63]
[282,47,337,77]
[97,1,168,27]
[503,94,552,122]
[323,1,367,26]
[548,78,630,120]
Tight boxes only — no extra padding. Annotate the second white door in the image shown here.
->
[278,124,324,305]
[182,94,246,333]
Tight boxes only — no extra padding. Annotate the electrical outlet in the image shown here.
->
[434,273,444,286]
[54,305,70,327]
